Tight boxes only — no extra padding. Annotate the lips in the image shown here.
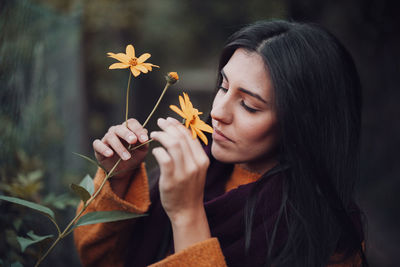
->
[212,127,233,142]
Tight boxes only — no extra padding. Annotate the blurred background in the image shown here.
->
[0,0,398,266]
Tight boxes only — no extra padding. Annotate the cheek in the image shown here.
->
[238,114,278,149]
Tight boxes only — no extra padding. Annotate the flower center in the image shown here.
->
[129,58,138,66]
[188,115,196,125]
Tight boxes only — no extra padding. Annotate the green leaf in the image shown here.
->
[42,193,79,210]
[0,195,55,219]
[70,183,91,203]
[11,262,24,267]
[79,174,94,195]
[16,231,53,253]
[13,218,23,231]
[73,152,106,172]
[74,211,146,228]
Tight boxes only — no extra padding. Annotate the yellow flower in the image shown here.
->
[107,44,159,77]
[170,92,213,145]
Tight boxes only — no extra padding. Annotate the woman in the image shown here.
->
[74,20,367,267]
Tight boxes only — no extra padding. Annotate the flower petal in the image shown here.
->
[135,64,148,73]
[109,62,130,69]
[190,125,197,139]
[195,120,213,133]
[179,95,186,114]
[183,92,190,102]
[126,45,135,58]
[107,52,130,63]
[142,63,153,71]
[184,93,194,116]
[170,105,186,119]
[137,53,151,63]
[185,117,190,128]
[130,66,141,77]
[194,127,208,145]
[142,63,160,70]
[192,108,202,117]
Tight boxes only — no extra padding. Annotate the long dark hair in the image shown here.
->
[217,20,367,266]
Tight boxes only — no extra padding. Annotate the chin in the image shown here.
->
[211,142,237,163]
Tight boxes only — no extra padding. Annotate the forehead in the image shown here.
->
[222,48,273,98]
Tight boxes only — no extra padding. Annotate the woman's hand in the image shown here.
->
[150,117,211,252]
[92,119,149,195]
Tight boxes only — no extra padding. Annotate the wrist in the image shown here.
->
[170,207,211,252]
[168,203,205,226]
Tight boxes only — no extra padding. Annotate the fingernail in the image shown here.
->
[140,134,148,142]
[105,150,113,156]
[122,152,131,160]
[128,135,135,142]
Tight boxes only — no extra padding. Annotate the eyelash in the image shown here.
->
[218,86,258,113]
[218,86,228,93]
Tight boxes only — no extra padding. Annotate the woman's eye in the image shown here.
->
[240,101,258,113]
[218,86,228,93]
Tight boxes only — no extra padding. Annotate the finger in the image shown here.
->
[126,118,149,143]
[165,117,181,126]
[93,139,114,159]
[166,117,207,164]
[153,118,198,174]
[164,117,198,159]
[150,129,186,172]
[114,124,137,145]
[154,118,190,153]
[166,117,200,146]
[103,132,131,160]
[152,147,174,177]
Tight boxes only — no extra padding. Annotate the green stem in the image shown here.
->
[142,82,170,127]
[48,216,61,236]
[125,72,132,127]
[130,138,153,150]
[34,236,61,267]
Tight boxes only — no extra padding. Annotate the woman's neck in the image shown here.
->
[239,157,279,175]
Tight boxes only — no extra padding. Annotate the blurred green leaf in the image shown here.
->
[0,169,43,199]
[73,152,106,172]
[26,170,43,182]
[70,183,91,203]
[79,174,94,195]
[0,195,55,219]
[16,230,53,253]
[42,192,79,210]
[74,211,146,228]
[13,218,23,231]
[10,262,23,267]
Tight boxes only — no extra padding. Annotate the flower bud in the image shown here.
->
[166,72,179,84]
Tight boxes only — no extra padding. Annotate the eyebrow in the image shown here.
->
[221,70,268,104]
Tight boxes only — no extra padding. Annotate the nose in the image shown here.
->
[210,92,233,124]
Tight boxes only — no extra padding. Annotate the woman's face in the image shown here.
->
[211,48,279,174]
